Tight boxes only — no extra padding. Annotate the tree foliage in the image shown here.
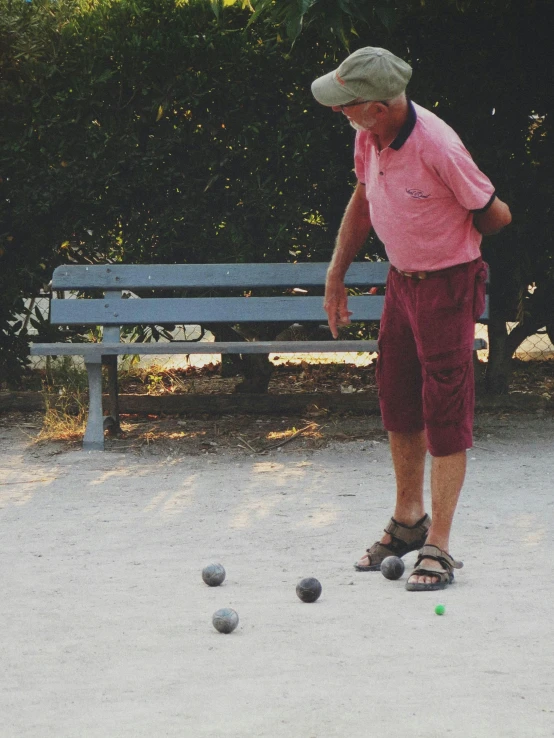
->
[0,0,359,384]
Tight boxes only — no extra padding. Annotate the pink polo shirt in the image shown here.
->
[354,101,496,271]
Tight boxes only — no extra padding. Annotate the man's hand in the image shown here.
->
[324,277,353,339]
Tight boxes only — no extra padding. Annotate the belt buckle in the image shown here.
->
[404,270,426,280]
[395,266,427,280]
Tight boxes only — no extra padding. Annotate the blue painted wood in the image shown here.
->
[52,262,390,290]
[30,337,488,357]
[102,291,122,342]
[49,293,489,326]
[50,295,387,326]
[31,340,380,357]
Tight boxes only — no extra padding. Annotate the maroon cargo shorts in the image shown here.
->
[376,258,488,457]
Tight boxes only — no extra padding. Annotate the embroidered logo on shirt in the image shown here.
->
[406,188,431,199]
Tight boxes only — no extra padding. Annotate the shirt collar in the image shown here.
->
[389,99,417,150]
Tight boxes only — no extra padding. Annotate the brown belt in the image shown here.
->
[392,267,430,280]
[391,260,477,280]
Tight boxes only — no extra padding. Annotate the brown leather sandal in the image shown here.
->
[405,544,464,591]
[354,514,431,571]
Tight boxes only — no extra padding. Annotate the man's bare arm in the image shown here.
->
[327,182,372,279]
[473,196,512,235]
[325,182,372,338]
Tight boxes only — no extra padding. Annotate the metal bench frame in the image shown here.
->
[30,262,488,450]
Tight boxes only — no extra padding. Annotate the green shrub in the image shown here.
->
[0,0,362,383]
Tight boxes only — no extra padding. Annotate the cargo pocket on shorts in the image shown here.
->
[473,262,488,321]
[423,348,473,428]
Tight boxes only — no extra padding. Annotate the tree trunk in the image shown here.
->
[485,316,512,394]
[232,353,274,393]
[484,264,512,394]
[207,323,275,392]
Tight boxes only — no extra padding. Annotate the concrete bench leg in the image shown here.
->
[84,360,104,450]
[103,355,121,435]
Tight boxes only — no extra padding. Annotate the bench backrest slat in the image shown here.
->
[48,261,489,328]
[51,294,489,326]
[51,262,390,290]
[50,295,387,326]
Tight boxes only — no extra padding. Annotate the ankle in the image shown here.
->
[392,510,426,527]
[425,533,450,552]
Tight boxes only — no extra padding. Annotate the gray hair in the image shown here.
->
[383,92,407,107]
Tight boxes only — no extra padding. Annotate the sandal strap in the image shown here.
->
[384,514,431,546]
[365,541,395,558]
[361,514,432,568]
[409,566,452,584]
[414,544,463,573]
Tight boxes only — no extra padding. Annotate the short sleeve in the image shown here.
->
[435,138,495,212]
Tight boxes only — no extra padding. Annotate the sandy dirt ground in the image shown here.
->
[1,411,553,738]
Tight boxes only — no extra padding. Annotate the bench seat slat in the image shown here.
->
[52,262,390,290]
[30,340,379,356]
[30,338,488,357]
[50,295,387,326]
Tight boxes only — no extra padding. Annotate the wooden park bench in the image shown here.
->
[30,262,488,450]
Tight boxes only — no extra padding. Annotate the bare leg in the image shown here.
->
[357,430,427,567]
[407,450,467,585]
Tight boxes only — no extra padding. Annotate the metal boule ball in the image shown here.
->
[296,577,322,603]
[380,556,405,580]
[202,563,226,587]
[212,608,239,634]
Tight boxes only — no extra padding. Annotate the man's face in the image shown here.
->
[331,100,379,131]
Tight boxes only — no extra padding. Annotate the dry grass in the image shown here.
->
[36,394,88,444]
[35,357,89,444]
[103,415,340,456]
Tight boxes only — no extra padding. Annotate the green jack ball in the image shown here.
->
[212,608,239,633]
[435,604,446,616]
[202,563,226,587]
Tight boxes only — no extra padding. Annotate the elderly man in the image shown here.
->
[311,47,511,591]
